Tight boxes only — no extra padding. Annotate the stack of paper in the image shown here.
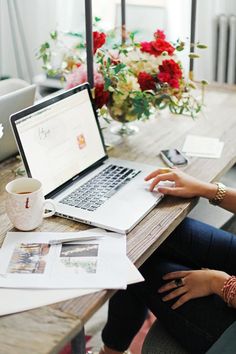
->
[0,229,144,316]
[182,134,224,158]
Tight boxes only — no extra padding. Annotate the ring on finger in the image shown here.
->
[174,278,184,287]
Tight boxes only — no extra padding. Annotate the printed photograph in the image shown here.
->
[59,243,99,274]
[7,243,50,274]
[60,257,97,274]
[60,243,99,257]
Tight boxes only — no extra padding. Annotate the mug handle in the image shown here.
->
[43,199,56,218]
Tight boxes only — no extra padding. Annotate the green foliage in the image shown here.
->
[131,92,153,119]
[189,53,200,59]
[113,63,126,74]
[104,77,112,91]
[75,43,86,50]
[196,43,208,49]
[94,16,101,23]
[175,39,185,52]
[37,42,51,65]
[50,31,58,40]
[66,31,84,38]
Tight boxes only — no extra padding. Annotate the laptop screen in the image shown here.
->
[0,85,36,162]
[13,86,106,196]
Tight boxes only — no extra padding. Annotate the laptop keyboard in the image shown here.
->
[60,164,141,212]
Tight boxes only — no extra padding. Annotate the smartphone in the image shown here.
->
[160,149,188,167]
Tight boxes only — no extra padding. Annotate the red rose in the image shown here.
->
[140,41,153,54]
[154,29,166,40]
[138,72,156,91]
[93,31,106,54]
[94,83,110,109]
[151,38,175,56]
[157,59,182,88]
[141,38,175,57]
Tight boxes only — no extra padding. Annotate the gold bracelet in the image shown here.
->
[209,182,227,205]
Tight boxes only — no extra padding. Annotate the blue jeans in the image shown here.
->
[101,218,236,354]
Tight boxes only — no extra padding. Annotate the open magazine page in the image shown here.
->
[0,230,127,289]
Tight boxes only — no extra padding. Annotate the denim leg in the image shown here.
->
[157,217,236,274]
[101,217,236,352]
[138,257,236,354]
[102,257,236,353]
[101,284,148,351]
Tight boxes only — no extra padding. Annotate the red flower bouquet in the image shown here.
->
[38,25,206,123]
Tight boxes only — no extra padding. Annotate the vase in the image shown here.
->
[110,122,139,136]
[107,107,139,137]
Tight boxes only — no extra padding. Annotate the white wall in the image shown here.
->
[194,0,236,82]
[0,0,84,82]
[0,0,195,83]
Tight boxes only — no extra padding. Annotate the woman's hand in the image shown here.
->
[158,269,229,310]
[145,168,217,199]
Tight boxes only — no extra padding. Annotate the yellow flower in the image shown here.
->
[117,74,140,95]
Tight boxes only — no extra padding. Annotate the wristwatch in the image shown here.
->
[209,182,227,205]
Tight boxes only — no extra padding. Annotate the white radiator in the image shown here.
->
[215,14,236,84]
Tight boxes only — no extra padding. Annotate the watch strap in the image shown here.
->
[209,182,227,205]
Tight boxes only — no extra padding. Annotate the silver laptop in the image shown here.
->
[0,85,36,162]
[10,83,163,234]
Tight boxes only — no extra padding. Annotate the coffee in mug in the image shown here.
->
[5,177,56,231]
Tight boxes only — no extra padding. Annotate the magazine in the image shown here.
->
[0,230,127,289]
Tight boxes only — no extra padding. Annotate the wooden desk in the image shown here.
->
[0,84,236,354]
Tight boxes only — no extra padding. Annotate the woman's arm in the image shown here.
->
[145,168,236,213]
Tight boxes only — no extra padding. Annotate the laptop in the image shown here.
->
[0,85,36,162]
[10,83,163,234]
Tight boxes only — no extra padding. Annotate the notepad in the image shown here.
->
[182,135,224,158]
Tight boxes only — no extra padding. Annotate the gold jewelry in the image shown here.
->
[209,182,227,205]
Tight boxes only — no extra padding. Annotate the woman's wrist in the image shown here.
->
[210,271,230,297]
[197,182,218,200]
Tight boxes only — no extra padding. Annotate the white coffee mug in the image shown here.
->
[5,177,56,231]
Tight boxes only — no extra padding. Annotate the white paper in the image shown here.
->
[182,135,224,158]
[0,230,127,289]
[0,257,143,316]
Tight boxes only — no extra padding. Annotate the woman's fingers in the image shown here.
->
[158,280,181,293]
[163,271,190,280]
[162,286,187,302]
[145,168,172,181]
[171,294,190,309]
[158,272,198,310]
[149,172,175,191]
[157,187,183,196]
